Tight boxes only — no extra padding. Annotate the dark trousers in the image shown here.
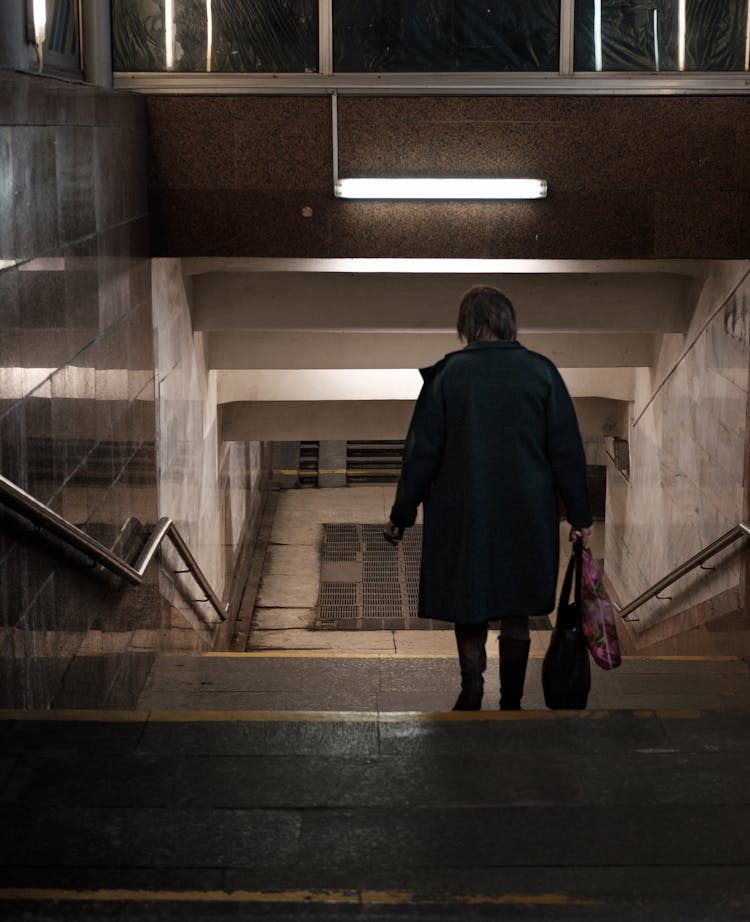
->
[454,618,531,708]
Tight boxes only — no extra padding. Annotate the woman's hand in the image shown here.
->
[569,526,592,548]
[383,520,404,546]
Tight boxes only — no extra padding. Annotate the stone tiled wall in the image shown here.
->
[147,95,750,259]
[152,259,267,650]
[0,72,157,707]
[606,263,750,649]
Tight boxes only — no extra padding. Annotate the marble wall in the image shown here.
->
[0,71,157,707]
[152,259,267,650]
[0,75,269,706]
[606,262,750,646]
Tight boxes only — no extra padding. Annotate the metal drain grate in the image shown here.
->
[316,523,551,631]
[318,582,359,621]
[322,524,361,562]
[317,523,436,630]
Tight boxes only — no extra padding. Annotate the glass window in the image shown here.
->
[333,0,560,72]
[111,0,318,73]
[43,0,82,76]
[574,0,750,72]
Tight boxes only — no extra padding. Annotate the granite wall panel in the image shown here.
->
[151,259,268,650]
[147,94,750,259]
[0,72,158,708]
[606,263,750,644]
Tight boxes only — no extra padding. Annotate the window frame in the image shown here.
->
[112,0,750,94]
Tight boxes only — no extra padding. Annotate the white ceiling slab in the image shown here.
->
[192,270,698,333]
[217,367,635,403]
[179,257,723,414]
[219,397,627,441]
[183,257,712,277]
[206,330,655,370]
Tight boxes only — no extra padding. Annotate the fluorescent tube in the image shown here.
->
[334,178,547,200]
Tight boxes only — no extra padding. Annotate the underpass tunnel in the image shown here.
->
[3,9,750,915]
[185,257,747,665]
[2,53,750,710]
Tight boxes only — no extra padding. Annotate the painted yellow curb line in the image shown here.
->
[0,888,601,907]
[192,650,744,661]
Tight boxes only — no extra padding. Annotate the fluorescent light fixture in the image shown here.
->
[32,0,47,45]
[594,0,602,72]
[206,0,213,71]
[334,178,547,200]
[165,0,174,70]
[678,0,686,71]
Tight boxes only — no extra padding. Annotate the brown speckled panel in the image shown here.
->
[147,94,750,258]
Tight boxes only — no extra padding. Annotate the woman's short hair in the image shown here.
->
[457,286,517,343]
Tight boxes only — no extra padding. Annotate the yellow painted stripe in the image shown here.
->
[193,650,743,662]
[0,709,150,722]
[272,469,398,477]
[0,888,601,907]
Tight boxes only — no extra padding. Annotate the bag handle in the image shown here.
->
[557,536,584,624]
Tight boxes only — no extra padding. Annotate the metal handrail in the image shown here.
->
[618,521,750,621]
[0,473,227,622]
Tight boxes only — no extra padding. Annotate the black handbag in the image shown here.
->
[542,538,591,710]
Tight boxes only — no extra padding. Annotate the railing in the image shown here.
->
[618,521,750,621]
[0,473,227,623]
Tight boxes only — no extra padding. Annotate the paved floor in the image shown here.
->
[139,652,750,713]
[4,487,750,919]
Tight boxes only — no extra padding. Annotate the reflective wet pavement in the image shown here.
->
[2,702,750,920]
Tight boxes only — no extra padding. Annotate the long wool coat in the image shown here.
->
[390,340,592,623]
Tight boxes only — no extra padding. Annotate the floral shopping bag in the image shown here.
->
[580,548,621,670]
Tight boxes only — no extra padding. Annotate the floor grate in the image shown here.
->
[316,523,439,630]
[316,523,553,632]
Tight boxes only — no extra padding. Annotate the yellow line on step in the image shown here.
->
[0,888,601,907]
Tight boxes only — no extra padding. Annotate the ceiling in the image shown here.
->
[181,258,711,442]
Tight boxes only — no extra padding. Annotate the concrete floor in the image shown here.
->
[236,485,604,657]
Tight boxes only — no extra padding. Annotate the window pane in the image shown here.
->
[574,0,750,72]
[45,0,82,75]
[112,0,319,73]
[333,0,560,72]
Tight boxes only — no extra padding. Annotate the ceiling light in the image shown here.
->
[334,177,547,200]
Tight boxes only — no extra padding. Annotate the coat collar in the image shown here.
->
[420,340,523,380]
[460,339,522,353]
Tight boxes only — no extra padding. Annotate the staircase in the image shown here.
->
[2,658,750,920]
[346,439,403,484]
[298,440,319,487]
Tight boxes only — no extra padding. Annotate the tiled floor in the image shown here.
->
[242,485,601,657]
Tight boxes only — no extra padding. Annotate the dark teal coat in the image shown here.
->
[390,340,592,623]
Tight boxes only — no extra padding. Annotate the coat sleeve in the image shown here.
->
[544,362,593,529]
[389,367,446,529]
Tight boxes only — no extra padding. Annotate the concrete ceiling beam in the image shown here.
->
[219,397,628,442]
[192,271,696,333]
[216,368,635,404]
[206,330,655,370]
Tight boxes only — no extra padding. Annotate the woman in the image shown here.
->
[384,286,592,710]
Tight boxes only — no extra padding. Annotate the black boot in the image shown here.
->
[499,637,531,710]
[453,622,488,711]
[453,677,484,711]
